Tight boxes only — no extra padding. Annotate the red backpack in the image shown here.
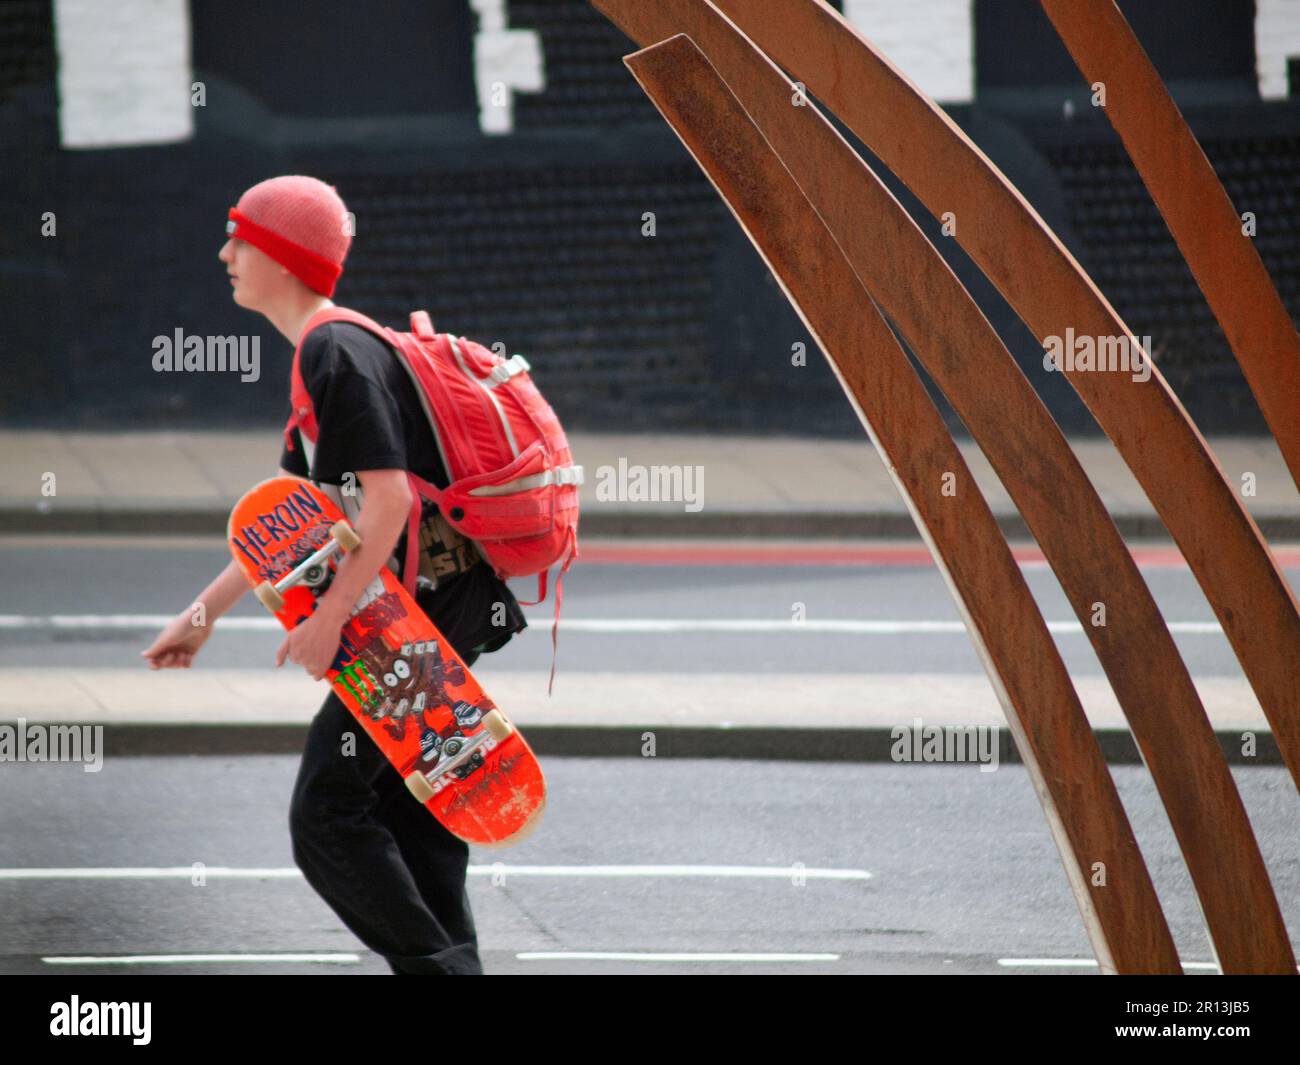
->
[283,306,583,692]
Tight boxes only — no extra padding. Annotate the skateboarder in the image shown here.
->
[142,175,526,974]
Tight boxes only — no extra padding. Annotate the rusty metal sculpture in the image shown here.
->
[623,31,1179,974]
[706,0,1300,791]
[1042,0,1300,492]
[591,0,1298,972]
[592,0,1293,975]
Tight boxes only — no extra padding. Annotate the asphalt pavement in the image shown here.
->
[3,753,1295,975]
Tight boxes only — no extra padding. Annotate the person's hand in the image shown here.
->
[276,609,344,681]
[141,608,213,669]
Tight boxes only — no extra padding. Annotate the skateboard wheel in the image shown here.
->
[331,520,362,553]
[253,581,286,614]
[482,709,513,741]
[405,771,435,804]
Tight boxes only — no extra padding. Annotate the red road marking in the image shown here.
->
[574,541,1300,568]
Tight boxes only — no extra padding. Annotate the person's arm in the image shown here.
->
[275,467,412,679]
[276,328,416,678]
[313,468,411,625]
[141,465,303,670]
[141,556,250,669]
[197,558,252,618]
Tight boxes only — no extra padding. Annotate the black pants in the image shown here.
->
[289,650,484,975]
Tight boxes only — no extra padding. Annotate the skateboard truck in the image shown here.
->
[404,710,514,803]
[253,521,361,614]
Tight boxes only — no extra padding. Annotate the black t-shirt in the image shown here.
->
[279,321,527,657]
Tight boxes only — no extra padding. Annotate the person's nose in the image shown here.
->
[218,239,234,264]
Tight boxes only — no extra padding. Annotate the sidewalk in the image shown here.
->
[0,669,1282,766]
[1,430,1297,538]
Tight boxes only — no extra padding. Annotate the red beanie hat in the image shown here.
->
[226,176,352,296]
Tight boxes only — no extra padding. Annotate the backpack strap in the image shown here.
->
[285,308,432,603]
[410,310,437,340]
[284,305,392,453]
[512,524,578,696]
[547,525,579,696]
[401,471,450,597]
[405,471,575,694]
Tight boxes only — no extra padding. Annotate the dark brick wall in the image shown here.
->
[0,0,1294,440]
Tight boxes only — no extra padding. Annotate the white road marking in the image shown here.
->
[517,952,840,962]
[0,535,229,549]
[0,864,871,881]
[43,953,361,966]
[1,614,245,629]
[0,614,1226,635]
[998,958,1223,972]
[0,867,303,880]
[472,865,872,879]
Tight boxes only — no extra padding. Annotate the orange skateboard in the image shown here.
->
[228,476,545,847]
